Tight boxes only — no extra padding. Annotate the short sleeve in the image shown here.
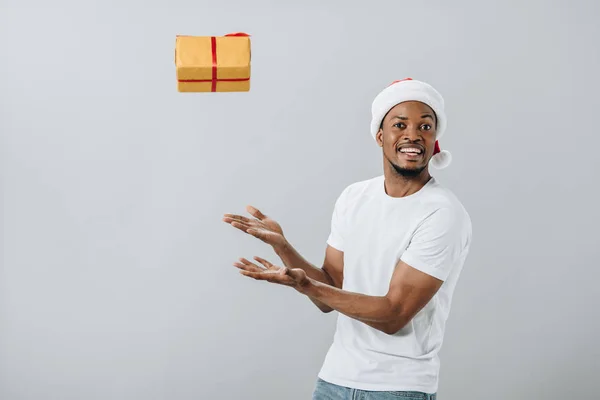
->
[400,207,471,281]
[326,187,348,251]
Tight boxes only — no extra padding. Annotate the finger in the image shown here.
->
[239,270,293,285]
[224,217,253,228]
[285,268,305,281]
[233,260,263,272]
[253,256,274,269]
[225,220,266,239]
[229,222,265,239]
[239,257,266,270]
[239,270,271,280]
[246,205,267,221]
[230,221,252,231]
[223,214,252,223]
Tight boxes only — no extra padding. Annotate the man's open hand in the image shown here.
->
[223,206,287,249]
[233,256,309,292]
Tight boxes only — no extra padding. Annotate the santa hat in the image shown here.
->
[370,78,452,169]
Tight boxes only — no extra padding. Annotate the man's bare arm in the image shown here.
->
[275,243,343,313]
[301,259,443,334]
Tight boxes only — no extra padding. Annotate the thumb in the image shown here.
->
[246,205,267,221]
[281,267,303,280]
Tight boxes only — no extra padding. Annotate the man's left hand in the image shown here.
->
[233,256,310,293]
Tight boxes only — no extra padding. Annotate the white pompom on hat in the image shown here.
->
[370,78,452,169]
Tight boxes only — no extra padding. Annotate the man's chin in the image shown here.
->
[390,162,426,178]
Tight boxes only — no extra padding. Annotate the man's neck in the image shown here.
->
[383,168,432,198]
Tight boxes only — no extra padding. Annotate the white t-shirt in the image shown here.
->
[318,174,472,393]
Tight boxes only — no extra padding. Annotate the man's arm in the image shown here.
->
[273,184,347,312]
[222,202,346,313]
[300,259,443,335]
[300,207,468,334]
[275,243,343,313]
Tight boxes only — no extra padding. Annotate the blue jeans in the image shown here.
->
[312,378,437,400]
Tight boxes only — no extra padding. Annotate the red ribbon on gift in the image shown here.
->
[178,32,251,91]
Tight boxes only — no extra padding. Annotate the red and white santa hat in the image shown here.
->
[370,78,452,169]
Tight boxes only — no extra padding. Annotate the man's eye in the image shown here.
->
[393,123,406,129]
[421,124,432,131]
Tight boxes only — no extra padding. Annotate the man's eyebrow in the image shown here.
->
[391,114,434,122]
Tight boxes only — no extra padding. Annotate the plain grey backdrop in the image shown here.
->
[2,0,599,399]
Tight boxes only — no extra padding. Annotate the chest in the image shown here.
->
[341,199,432,295]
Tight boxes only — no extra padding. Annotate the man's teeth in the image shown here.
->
[399,148,422,154]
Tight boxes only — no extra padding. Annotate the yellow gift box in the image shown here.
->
[175,33,251,92]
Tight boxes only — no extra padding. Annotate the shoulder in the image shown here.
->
[421,179,472,235]
[336,175,383,201]
[342,176,383,197]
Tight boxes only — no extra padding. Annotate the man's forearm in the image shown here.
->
[274,241,336,312]
[301,278,403,334]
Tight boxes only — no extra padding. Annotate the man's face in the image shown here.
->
[376,101,437,177]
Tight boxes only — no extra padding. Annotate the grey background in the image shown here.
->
[1,0,599,399]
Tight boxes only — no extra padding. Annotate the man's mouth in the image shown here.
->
[397,145,424,158]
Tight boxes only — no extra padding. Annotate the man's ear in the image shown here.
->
[376,129,384,147]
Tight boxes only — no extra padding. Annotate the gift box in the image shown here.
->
[175,33,251,92]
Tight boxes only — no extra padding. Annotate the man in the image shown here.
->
[223,79,472,400]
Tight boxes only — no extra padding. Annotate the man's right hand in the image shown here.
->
[223,205,287,250]
[224,205,343,313]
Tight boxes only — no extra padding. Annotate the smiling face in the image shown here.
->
[376,101,438,178]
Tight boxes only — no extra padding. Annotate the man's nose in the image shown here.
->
[402,126,421,141]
